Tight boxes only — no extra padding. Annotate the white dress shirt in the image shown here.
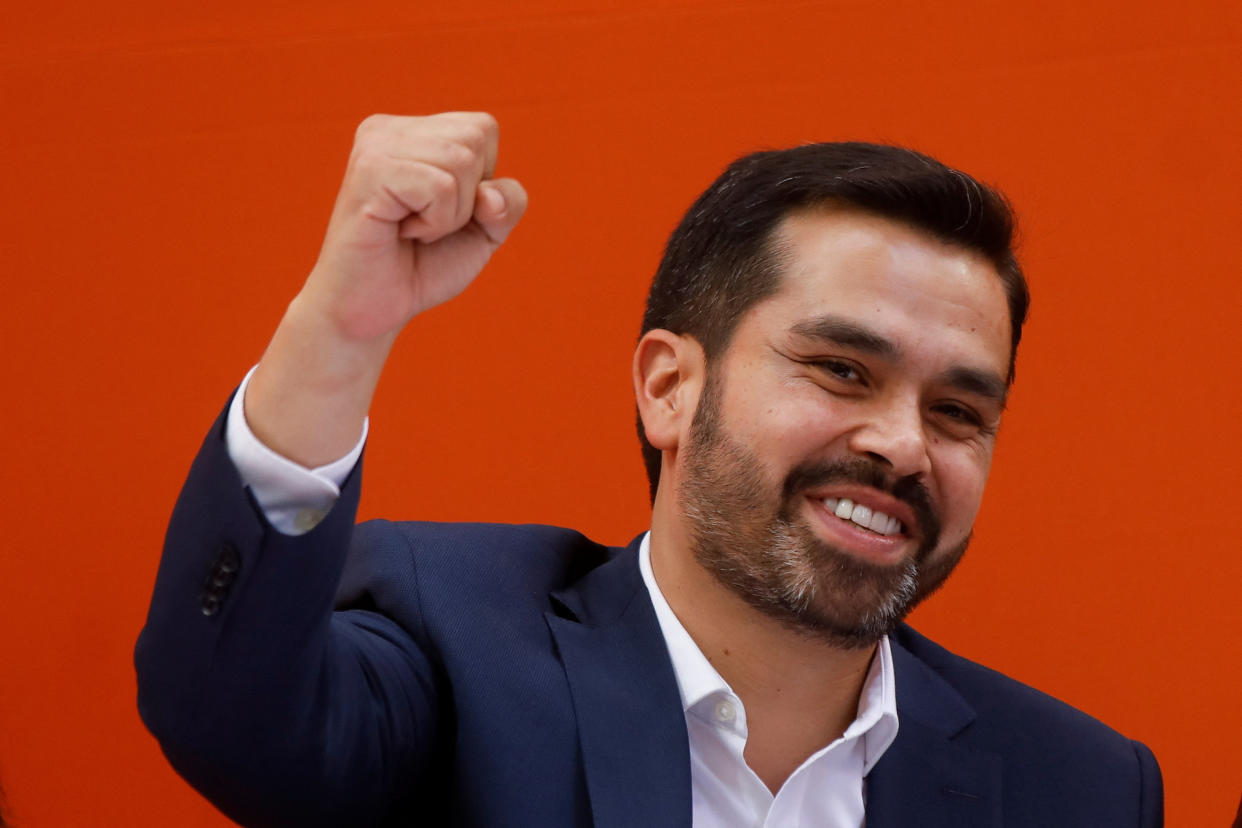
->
[225,368,900,826]
[638,534,899,827]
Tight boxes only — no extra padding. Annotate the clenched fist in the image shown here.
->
[245,113,527,467]
[306,112,528,342]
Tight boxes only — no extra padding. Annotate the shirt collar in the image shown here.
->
[637,532,900,773]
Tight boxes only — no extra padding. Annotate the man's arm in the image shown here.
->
[246,112,526,467]
[135,113,527,825]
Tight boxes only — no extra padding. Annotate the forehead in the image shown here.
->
[752,207,1012,372]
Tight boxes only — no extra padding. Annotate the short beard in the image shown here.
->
[678,369,969,649]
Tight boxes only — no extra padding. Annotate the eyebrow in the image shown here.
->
[788,313,1009,406]
[788,315,899,359]
[937,366,1009,407]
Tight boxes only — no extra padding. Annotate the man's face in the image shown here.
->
[677,208,1012,648]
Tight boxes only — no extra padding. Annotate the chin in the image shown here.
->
[791,560,920,647]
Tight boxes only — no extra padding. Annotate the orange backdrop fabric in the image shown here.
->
[1,1,1239,825]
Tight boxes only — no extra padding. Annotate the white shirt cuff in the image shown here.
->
[225,365,368,536]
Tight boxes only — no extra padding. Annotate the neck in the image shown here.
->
[648,512,877,791]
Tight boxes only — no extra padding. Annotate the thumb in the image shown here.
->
[472,178,528,245]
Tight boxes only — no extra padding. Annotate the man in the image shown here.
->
[136,113,1163,826]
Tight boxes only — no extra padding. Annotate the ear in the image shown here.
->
[633,329,705,453]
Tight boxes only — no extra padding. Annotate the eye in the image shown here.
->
[931,401,997,438]
[933,402,980,424]
[816,359,865,384]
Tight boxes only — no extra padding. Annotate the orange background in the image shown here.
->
[1,1,1239,825]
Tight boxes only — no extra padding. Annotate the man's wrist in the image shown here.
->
[226,365,367,535]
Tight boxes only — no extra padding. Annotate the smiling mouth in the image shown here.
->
[822,497,905,536]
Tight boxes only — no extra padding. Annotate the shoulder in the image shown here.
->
[893,625,1132,748]
[336,519,628,624]
[349,519,617,587]
[891,625,1162,824]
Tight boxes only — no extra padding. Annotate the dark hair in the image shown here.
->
[638,142,1029,501]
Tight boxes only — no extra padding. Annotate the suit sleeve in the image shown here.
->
[134,398,444,827]
[1133,740,1164,828]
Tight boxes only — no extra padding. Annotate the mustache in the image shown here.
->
[781,458,941,551]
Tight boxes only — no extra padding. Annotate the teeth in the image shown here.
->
[851,504,873,528]
[822,497,904,536]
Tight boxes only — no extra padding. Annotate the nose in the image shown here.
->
[846,396,932,479]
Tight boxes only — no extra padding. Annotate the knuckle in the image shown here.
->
[441,140,476,170]
[448,112,495,149]
[348,144,386,177]
[457,123,488,153]
[354,113,390,140]
[472,111,499,134]
[425,166,457,200]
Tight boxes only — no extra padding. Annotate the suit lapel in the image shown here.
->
[543,543,1004,828]
[865,632,1003,827]
[545,537,692,828]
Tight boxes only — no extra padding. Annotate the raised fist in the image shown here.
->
[303,112,528,343]
[243,113,528,466]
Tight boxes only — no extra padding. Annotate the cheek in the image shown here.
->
[727,381,845,461]
[931,448,993,528]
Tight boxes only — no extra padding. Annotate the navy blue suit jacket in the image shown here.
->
[136,406,1163,827]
